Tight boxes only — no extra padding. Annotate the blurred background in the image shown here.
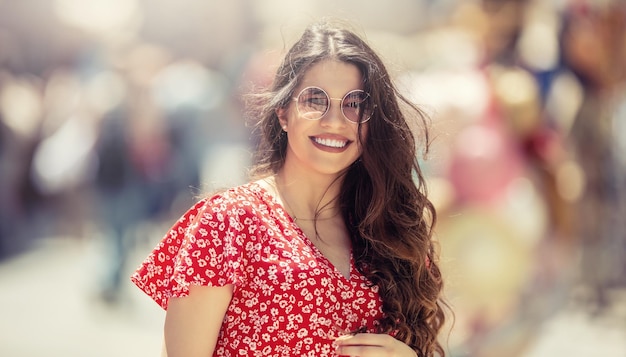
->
[1,0,625,356]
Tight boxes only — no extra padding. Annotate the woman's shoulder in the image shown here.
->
[193,180,277,217]
[203,181,269,205]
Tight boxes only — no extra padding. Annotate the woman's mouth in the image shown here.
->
[312,137,348,148]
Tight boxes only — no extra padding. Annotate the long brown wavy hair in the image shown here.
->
[247,19,449,357]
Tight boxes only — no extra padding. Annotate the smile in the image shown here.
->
[312,137,348,148]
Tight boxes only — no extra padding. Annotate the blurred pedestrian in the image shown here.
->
[92,109,144,304]
[561,0,626,308]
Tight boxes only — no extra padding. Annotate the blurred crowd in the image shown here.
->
[0,0,625,356]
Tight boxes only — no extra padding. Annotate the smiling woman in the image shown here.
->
[131,18,449,357]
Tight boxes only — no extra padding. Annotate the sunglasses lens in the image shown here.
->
[342,90,372,123]
[297,87,328,120]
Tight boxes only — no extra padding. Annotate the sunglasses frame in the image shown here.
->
[292,86,373,124]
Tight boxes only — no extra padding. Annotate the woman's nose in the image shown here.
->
[321,98,346,125]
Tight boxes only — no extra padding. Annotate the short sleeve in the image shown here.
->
[130,192,251,309]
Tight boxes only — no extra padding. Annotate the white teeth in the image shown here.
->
[313,137,347,148]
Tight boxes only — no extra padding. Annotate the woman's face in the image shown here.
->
[278,59,368,178]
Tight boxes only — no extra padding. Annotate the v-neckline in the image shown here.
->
[288,217,354,281]
[254,181,354,282]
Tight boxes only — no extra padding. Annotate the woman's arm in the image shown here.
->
[335,333,418,357]
[163,284,234,357]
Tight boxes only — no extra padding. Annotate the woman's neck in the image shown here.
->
[272,169,342,222]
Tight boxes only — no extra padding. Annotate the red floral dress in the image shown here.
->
[131,182,385,356]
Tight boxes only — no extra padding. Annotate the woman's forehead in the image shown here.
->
[297,59,364,96]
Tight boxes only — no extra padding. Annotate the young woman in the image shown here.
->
[131,20,448,357]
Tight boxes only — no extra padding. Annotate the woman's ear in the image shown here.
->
[276,108,288,131]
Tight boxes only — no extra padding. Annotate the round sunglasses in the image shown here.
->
[292,86,374,124]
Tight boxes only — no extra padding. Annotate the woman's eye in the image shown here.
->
[306,96,327,107]
[345,101,361,109]
[309,97,326,104]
